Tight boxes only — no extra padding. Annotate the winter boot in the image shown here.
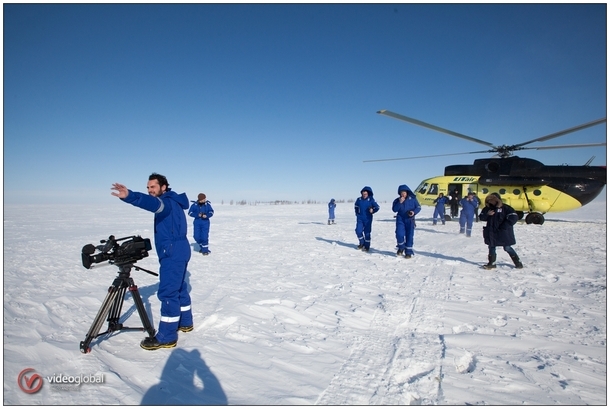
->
[140,336,177,350]
[511,255,523,269]
[482,255,496,270]
[397,249,404,256]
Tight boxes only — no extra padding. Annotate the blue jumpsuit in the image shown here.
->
[122,189,192,344]
[392,185,421,255]
[328,199,336,224]
[459,195,479,237]
[354,187,379,250]
[433,195,448,225]
[188,201,214,253]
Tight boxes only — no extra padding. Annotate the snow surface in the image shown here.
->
[3,199,607,405]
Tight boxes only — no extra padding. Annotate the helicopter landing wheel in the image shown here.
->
[516,211,524,220]
[525,212,545,225]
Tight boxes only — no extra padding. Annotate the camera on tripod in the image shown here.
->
[79,234,157,353]
[81,235,152,269]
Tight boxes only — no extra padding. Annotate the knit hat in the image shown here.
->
[198,193,206,201]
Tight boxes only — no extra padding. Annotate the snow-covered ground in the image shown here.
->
[4,198,607,405]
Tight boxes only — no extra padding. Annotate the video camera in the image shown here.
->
[81,235,152,269]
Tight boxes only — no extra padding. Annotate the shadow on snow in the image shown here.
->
[315,237,481,266]
[140,348,228,405]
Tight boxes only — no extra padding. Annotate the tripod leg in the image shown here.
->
[129,282,156,338]
[106,286,128,332]
[80,286,121,354]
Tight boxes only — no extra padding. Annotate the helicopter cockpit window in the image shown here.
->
[417,182,429,194]
[428,184,439,195]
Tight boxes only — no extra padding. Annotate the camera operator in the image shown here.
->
[111,173,193,350]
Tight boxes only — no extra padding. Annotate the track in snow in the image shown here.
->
[316,261,453,405]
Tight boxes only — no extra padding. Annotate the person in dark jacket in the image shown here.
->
[479,193,523,269]
[354,186,380,251]
[111,173,193,350]
[459,192,479,237]
[432,193,448,225]
[392,184,421,258]
[449,188,460,218]
[328,199,336,225]
[188,193,214,255]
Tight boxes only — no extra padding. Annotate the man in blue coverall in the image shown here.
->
[111,173,193,350]
[459,191,479,237]
[432,193,448,225]
[188,193,214,255]
[354,186,380,251]
[392,184,421,258]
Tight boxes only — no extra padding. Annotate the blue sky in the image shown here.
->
[4,3,607,205]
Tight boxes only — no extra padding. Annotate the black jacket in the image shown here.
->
[479,203,518,247]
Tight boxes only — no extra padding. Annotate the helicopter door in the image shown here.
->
[448,184,462,200]
[448,183,479,200]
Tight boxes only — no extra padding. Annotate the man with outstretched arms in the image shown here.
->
[111,173,193,350]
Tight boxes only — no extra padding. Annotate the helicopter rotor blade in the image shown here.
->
[363,149,493,163]
[515,142,607,151]
[513,118,606,148]
[377,109,496,148]
[585,156,596,166]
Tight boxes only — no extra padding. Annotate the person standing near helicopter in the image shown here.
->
[458,191,479,237]
[449,188,460,218]
[479,193,523,269]
[432,192,448,225]
[392,184,421,258]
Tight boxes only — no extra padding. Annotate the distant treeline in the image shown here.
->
[218,199,354,205]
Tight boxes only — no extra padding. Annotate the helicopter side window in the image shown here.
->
[485,161,500,173]
[481,188,489,194]
[513,189,520,195]
[428,184,439,195]
[533,189,542,196]
[499,188,506,195]
[417,183,429,194]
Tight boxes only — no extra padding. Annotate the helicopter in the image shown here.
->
[366,110,607,225]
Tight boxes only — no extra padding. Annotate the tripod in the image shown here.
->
[80,263,158,354]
